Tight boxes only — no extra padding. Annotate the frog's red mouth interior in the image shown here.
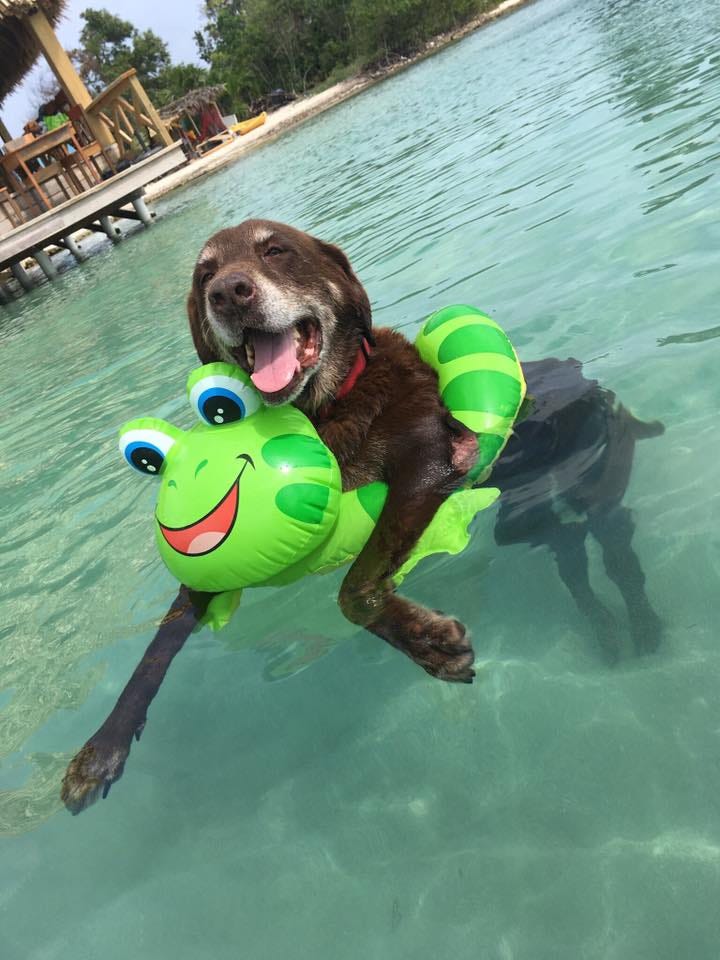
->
[158,456,253,556]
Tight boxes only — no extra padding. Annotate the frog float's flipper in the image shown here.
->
[269,482,501,587]
[394,486,500,585]
[201,589,243,632]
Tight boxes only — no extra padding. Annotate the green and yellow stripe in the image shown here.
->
[415,304,526,482]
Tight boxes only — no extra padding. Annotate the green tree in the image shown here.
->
[72,8,172,96]
[195,0,352,108]
[194,0,497,113]
[349,0,487,62]
[152,63,211,107]
[195,0,253,105]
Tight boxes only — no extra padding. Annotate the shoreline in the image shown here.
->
[145,0,537,203]
[0,0,536,288]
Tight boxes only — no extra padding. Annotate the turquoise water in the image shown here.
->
[2,0,720,955]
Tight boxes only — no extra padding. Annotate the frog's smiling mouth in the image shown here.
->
[158,455,254,556]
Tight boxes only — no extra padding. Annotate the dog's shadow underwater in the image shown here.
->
[488,356,664,664]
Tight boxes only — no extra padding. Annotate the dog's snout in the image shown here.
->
[207,271,256,309]
[231,272,255,302]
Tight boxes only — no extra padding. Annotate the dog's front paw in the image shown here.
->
[61,728,136,815]
[400,612,476,684]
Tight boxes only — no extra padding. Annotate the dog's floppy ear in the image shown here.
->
[187,290,219,364]
[317,240,373,345]
[317,239,356,279]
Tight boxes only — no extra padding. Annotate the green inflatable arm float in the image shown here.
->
[119,305,525,630]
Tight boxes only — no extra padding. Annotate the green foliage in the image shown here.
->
[349,0,486,61]
[194,0,353,105]
[194,0,497,111]
[152,63,212,107]
[72,0,499,118]
[72,8,172,96]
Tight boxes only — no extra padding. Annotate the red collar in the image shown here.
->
[336,337,372,401]
[318,338,372,418]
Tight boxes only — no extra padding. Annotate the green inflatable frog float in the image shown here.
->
[119,305,525,630]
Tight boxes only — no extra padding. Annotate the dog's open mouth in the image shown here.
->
[234,319,322,399]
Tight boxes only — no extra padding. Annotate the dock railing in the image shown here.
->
[85,69,174,160]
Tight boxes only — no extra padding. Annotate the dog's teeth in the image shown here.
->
[245,343,255,370]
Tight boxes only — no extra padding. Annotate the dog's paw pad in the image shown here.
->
[61,738,130,815]
[407,613,476,684]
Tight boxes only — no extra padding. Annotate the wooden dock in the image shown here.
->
[0,142,185,299]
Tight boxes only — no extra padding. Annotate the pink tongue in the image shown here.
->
[250,328,300,394]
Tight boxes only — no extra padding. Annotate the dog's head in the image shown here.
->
[187,220,372,413]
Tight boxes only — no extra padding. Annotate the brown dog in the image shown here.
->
[61,220,663,813]
[186,219,480,680]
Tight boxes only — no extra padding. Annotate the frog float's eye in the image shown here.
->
[118,420,180,476]
[187,364,262,426]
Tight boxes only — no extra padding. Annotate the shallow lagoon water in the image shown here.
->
[2,0,720,956]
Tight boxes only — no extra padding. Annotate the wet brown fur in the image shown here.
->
[187,221,374,416]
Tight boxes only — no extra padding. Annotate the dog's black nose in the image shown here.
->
[208,271,256,309]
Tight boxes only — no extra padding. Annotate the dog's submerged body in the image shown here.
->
[61,220,663,813]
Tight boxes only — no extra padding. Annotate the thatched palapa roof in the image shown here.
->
[0,0,66,105]
[159,84,227,122]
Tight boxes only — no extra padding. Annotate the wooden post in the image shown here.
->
[59,234,87,262]
[0,117,12,142]
[11,262,34,291]
[25,9,114,150]
[33,249,58,280]
[100,215,121,242]
[131,195,154,227]
[127,73,173,147]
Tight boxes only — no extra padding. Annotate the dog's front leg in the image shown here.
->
[339,466,475,683]
[61,586,211,814]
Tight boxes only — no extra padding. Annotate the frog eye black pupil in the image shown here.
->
[131,447,163,474]
[202,395,243,424]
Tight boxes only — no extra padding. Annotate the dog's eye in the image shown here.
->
[189,370,262,426]
[264,245,285,258]
[119,427,177,476]
[200,271,215,287]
